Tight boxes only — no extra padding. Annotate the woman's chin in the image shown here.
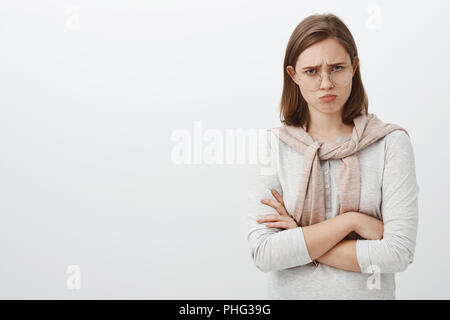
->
[315,103,343,114]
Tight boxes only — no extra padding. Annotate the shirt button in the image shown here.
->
[325,184,329,188]
[325,169,329,174]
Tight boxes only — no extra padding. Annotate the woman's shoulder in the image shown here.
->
[379,127,416,169]
[257,127,279,151]
[254,127,285,163]
[384,127,410,140]
[356,126,413,166]
[382,128,412,152]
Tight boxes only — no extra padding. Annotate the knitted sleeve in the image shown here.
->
[356,130,419,273]
[246,129,313,272]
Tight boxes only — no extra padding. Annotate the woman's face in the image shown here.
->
[287,37,359,116]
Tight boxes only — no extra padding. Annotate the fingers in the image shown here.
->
[260,198,278,208]
[265,221,289,229]
[260,199,288,216]
[257,215,293,228]
[260,193,288,216]
[257,212,298,230]
[271,189,285,206]
[256,214,281,223]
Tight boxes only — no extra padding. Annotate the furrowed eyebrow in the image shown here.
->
[301,62,346,70]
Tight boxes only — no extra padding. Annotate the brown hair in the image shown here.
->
[280,13,368,130]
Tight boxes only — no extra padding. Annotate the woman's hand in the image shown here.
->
[256,189,298,230]
[350,211,384,240]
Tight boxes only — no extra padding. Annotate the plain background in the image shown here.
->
[1,0,449,299]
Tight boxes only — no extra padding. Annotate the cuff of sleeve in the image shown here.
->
[356,239,372,274]
[292,227,313,265]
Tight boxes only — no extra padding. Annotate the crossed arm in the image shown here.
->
[257,182,420,274]
[257,189,367,273]
[315,240,360,272]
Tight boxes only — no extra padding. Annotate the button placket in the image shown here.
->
[325,161,331,210]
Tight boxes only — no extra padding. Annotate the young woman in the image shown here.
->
[246,13,419,300]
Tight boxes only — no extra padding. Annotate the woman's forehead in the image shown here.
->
[297,52,350,69]
[296,38,350,67]
[298,59,349,69]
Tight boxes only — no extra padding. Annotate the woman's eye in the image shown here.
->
[332,65,343,72]
[305,69,316,76]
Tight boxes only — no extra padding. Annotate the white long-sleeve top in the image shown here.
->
[246,127,419,299]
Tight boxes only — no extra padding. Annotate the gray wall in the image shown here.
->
[0,0,448,299]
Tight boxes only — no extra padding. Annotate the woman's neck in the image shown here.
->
[306,110,354,142]
[307,119,354,143]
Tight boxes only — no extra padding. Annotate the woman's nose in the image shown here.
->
[319,73,334,89]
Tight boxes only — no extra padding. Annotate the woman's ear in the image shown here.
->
[352,56,359,76]
[286,65,299,85]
